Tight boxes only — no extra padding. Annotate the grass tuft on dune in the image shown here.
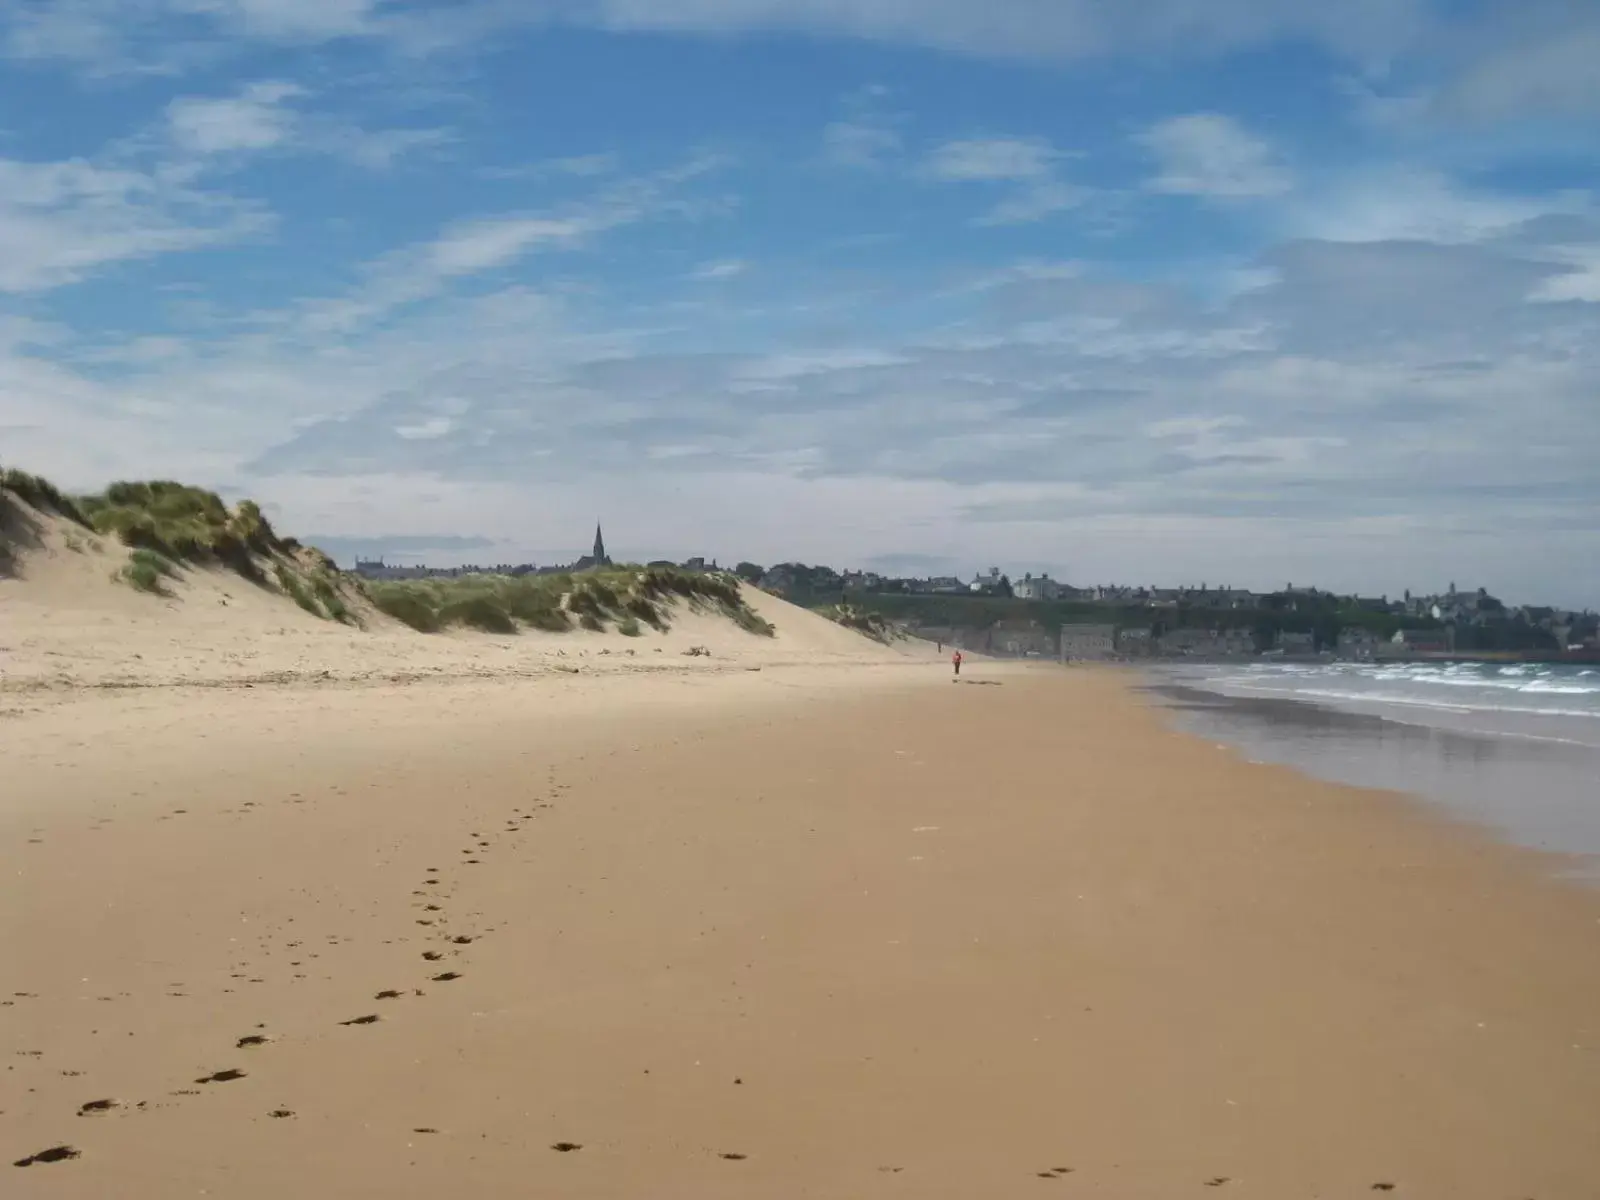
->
[3,467,362,622]
[827,604,901,644]
[367,565,775,639]
[79,482,284,583]
[123,547,179,595]
[0,466,93,528]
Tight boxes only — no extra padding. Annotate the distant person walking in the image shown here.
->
[952,649,963,680]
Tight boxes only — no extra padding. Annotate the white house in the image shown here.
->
[1012,572,1061,601]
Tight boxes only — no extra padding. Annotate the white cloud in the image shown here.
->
[394,416,456,440]
[825,116,902,169]
[0,155,267,292]
[921,136,1085,227]
[1527,245,1600,303]
[8,225,1598,604]
[316,124,454,169]
[550,153,619,177]
[1140,113,1291,198]
[822,117,902,168]
[977,181,1087,226]
[1439,15,1600,119]
[163,79,451,169]
[691,259,748,281]
[590,0,1429,65]
[924,137,1060,182]
[274,154,730,336]
[167,80,303,154]
[479,153,620,181]
[819,85,904,169]
[174,0,380,40]
[428,216,591,276]
[1295,170,1586,244]
[0,0,1444,79]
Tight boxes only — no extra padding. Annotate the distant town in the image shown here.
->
[349,528,1600,663]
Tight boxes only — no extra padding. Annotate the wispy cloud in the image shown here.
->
[162,78,451,168]
[0,155,268,292]
[977,182,1088,226]
[1436,10,1600,119]
[921,135,1086,225]
[283,153,731,335]
[589,0,1431,64]
[1292,169,1587,244]
[923,137,1060,182]
[479,153,621,181]
[166,80,304,154]
[820,85,904,169]
[1139,113,1291,198]
[691,259,748,281]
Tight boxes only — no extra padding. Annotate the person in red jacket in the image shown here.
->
[952,649,963,679]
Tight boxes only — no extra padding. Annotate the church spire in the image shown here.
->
[593,522,607,563]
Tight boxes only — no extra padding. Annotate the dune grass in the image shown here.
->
[4,466,773,641]
[828,603,900,644]
[63,478,362,620]
[78,481,283,582]
[121,548,178,594]
[0,466,92,527]
[367,564,775,639]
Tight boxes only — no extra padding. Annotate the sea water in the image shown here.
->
[1147,661,1600,873]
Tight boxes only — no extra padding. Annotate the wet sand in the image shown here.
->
[5,664,1599,1197]
[1150,681,1600,870]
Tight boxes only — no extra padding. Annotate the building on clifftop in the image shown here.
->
[573,523,612,572]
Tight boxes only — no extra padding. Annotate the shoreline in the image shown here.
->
[1141,664,1600,872]
[6,662,1599,1197]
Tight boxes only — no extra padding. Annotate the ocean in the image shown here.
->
[1146,661,1600,874]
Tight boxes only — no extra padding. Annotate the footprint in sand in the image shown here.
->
[719,1152,748,1161]
[340,1014,380,1026]
[195,1069,246,1084]
[14,1145,81,1167]
[430,972,462,982]
[236,1035,270,1048]
[550,1142,582,1153]
[76,1099,119,1116]
[1204,1179,1231,1188]
[375,990,403,1000]
[422,952,445,962]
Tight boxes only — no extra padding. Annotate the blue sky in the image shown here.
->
[2,1,1597,605]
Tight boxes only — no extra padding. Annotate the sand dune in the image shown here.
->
[0,488,937,701]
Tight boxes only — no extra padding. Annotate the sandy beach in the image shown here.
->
[5,656,1599,1198]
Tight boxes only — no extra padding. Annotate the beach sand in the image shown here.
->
[5,661,1599,1198]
